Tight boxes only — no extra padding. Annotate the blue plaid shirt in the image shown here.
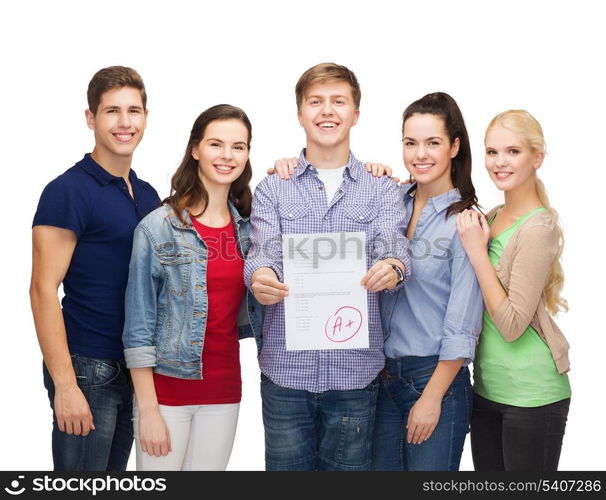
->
[244,150,410,392]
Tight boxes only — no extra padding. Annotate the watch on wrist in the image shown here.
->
[391,264,405,284]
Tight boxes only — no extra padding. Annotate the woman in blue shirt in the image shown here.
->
[372,92,484,470]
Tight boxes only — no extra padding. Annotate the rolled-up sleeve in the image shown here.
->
[372,179,410,292]
[492,223,557,342]
[244,177,285,287]
[440,233,484,364]
[122,223,161,368]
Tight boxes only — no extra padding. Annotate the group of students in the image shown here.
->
[30,62,571,472]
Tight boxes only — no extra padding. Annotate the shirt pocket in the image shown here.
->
[410,240,448,281]
[343,204,379,228]
[278,203,310,231]
[157,244,194,295]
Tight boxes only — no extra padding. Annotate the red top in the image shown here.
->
[154,215,245,405]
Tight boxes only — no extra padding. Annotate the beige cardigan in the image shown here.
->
[486,207,570,374]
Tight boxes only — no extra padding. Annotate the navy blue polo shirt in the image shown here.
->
[33,154,161,360]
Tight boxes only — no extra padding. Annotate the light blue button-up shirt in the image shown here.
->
[381,184,483,364]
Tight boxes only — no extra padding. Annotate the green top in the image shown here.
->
[473,207,571,407]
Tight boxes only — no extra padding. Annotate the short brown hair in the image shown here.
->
[87,66,147,115]
[295,62,361,110]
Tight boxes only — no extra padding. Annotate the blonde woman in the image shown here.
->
[456,110,571,471]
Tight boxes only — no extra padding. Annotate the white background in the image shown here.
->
[1,0,604,470]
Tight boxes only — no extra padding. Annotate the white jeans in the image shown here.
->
[133,402,240,471]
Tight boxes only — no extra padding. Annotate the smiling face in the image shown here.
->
[484,125,543,193]
[86,86,147,163]
[402,113,459,194]
[191,119,249,191]
[297,80,359,152]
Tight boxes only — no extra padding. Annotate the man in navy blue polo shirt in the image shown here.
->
[30,66,160,471]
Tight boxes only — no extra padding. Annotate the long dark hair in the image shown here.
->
[402,92,478,217]
[163,104,253,224]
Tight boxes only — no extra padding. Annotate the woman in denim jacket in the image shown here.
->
[122,104,263,470]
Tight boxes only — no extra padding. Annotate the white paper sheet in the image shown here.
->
[282,232,369,351]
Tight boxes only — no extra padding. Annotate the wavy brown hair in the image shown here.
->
[164,104,253,224]
[402,92,479,217]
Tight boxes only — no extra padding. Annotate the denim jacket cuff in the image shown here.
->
[124,346,157,369]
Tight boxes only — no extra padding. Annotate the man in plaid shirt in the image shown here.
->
[244,63,410,471]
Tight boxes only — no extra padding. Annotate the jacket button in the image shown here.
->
[495,265,501,271]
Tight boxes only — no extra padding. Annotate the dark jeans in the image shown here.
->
[43,354,134,471]
[260,374,379,471]
[470,393,570,471]
[371,356,473,471]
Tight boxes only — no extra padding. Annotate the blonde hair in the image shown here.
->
[295,62,361,111]
[486,110,568,314]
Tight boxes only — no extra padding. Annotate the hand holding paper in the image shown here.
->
[251,267,289,306]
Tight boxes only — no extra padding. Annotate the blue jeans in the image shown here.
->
[371,356,473,470]
[43,354,134,471]
[260,374,379,471]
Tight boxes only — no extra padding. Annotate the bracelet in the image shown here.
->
[391,264,405,284]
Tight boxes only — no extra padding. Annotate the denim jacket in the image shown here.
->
[122,203,264,379]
